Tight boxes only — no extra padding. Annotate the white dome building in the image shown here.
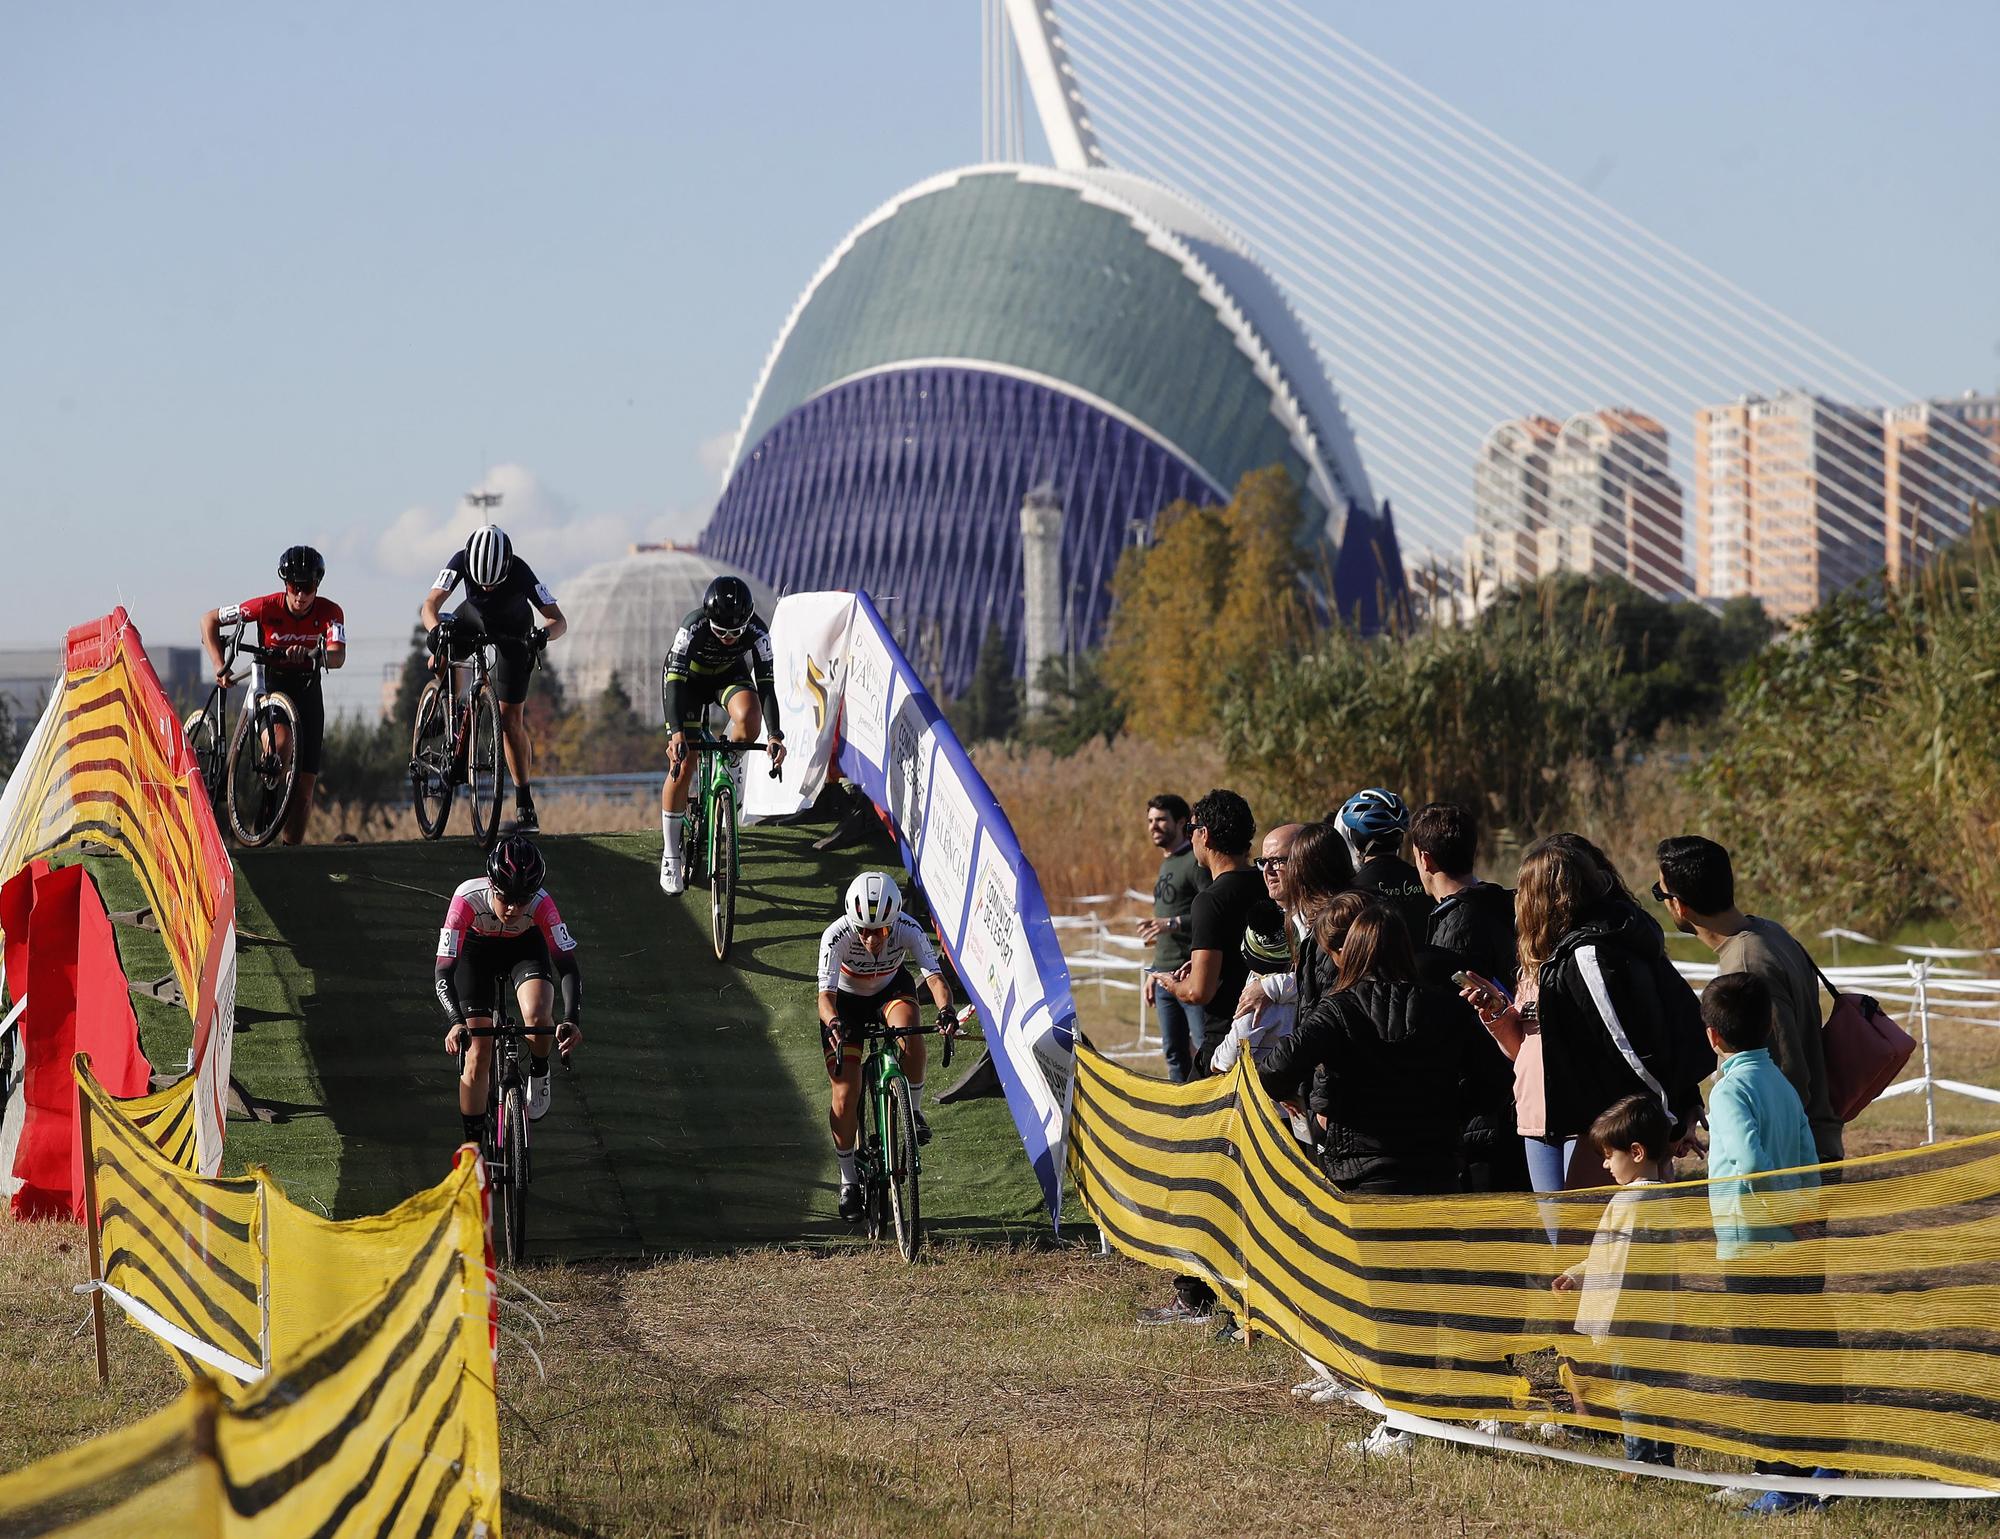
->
[556,544,773,725]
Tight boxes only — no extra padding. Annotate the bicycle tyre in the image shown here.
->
[501,1079,530,1266]
[710,783,737,961]
[410,679,455,841]
[885,1074,922,1262]
[468,687,506,847]
[183,706,226,814]
[226,693,300,848]
[683,770,708,889]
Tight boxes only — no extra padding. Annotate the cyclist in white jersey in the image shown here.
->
[817,871,956,1222]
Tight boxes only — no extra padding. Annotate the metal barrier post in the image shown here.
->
[1913,958,1936,1145]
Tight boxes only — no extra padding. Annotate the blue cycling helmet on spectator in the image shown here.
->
[1335,788,1409,860]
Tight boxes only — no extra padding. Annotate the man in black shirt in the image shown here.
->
[1139,787,1278,1328]
[1409,800,1527,1193]
[1336,787,1434,939]
[421,523,568,831]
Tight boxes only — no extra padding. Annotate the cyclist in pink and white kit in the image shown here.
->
[435,835,581,1145]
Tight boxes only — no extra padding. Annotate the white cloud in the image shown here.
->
[372,464,632,584]
[696,429,737,486]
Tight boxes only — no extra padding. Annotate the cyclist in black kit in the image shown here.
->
[420,523,568,831]
[658,575,786,893]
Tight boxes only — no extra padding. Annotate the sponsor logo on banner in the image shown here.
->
[962,836,1021,1026]
[886,688,932,852]
[844,622,891,771]
[918,758,977,938]
[744,592,856,821]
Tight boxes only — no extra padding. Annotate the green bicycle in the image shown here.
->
[852,1016,958,1262]
[675,733,771,962]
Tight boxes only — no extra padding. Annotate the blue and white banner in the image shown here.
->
[749,590,1078,1224]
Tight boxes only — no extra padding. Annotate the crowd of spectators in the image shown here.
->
[1128,784,1846,1511]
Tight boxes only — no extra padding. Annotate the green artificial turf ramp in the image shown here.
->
[216,822,1050,1253]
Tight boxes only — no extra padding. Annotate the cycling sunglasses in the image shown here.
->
[709,620,746,644]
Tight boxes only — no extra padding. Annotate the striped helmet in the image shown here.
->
[844,871,903,930]
[1335,787,1409,859]
[465,524,512,588]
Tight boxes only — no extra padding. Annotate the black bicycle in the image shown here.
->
[453,995,551,1267]
[410,627,509,847]
[182,618,320,847]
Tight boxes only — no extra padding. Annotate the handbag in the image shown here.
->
[1813,964,1917,1122]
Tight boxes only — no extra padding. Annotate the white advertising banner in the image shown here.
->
[743,592,856,822]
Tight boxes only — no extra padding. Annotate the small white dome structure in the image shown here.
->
[556,544,773,725]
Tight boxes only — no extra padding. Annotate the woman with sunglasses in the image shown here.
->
[198,544,345,845]
[659,574,787,894]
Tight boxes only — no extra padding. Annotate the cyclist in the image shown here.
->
[420,523,567,832]
[198,545,345,846]
[816,871,956,1222]
[435,834,582,1146]
[658,574,787,894]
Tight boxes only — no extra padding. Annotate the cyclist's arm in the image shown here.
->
[320,605,348,671]
[750,627,781,738]
[532,600,567,645]
[435,898,473,1026]
[817,989,842,1028]
[661,624,696,733]
[532,895,583,1025]
[420,587,451,629]
[199,607,230,677]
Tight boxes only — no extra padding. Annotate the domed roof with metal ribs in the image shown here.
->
[557,545,772,723]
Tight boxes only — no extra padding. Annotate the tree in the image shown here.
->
[1021,650,1125,756]
[956,623,1021,744]
[1102,465,1312,741]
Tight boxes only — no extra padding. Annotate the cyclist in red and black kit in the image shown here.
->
[198,545,345,845]
[420,523,567,832]
[436,835,582,1145]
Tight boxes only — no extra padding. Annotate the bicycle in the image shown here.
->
[451,987,561,1267]
[851,1019,958,1262]
[673,731,777,963]
[410,627,510,848]
[181,620,319,848]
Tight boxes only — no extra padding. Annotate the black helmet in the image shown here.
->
[278,545,326,588]
[703,574,754,632]
[485,834,546,902]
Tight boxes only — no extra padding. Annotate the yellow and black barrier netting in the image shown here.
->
[3,1063,504,1535]
[1068,1043,2000,1488]
[79,1058,499,1387]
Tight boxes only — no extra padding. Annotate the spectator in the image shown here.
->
[1136,794,1210,1084]
[1551,1093,1679,1468]
[1211,823,1304,1076]
[1656,836,1842,1162]
[1259,901,1474,1453]
[1700,972,1835,1513]
[1334,788,1435,938]
[1138,789,1278,1328]
[1460,836,1712,1201]
[1257,904,1472,1196]
[1411,802,1527,1193]
[1236,821,1354,1023]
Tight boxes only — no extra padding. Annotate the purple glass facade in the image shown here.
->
[701,365,1216,696]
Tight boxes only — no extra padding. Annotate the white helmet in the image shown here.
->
[845,871,903,930]
[465,523,512,588]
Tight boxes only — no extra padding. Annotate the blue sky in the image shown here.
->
[4,3,1996,711]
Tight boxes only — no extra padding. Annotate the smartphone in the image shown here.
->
[1452,971,1513,1004]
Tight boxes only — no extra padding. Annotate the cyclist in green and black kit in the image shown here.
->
[659,576,786,893]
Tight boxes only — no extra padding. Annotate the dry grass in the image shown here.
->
[971,737,1228,907]
[308,792,656,844]
[9,1223,1998,1536]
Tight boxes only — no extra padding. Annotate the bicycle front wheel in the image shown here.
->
[410,678,455,840]
[501,1080,530,1266]
[226,693,300,847]
[709,783,737,961]
[885,1075,922,1262]
[183,705,225,815]
[468,688,506,847]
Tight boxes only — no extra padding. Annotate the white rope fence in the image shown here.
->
[1060,909,2000,1141]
